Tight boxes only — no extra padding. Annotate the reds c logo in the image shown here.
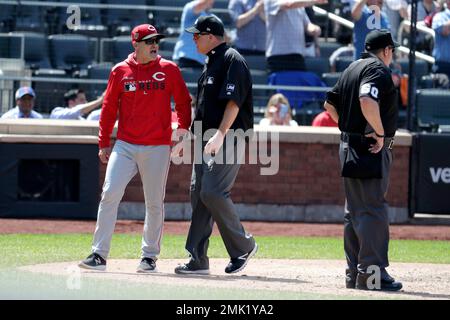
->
[152,72,166,81]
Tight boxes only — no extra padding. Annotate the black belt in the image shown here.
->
[340,132,394,150]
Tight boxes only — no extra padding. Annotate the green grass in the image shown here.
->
[0,234,449,268]
[1,234,446,300]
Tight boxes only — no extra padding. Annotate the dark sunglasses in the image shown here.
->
[193,32,210,39]
[388,46,395,53]
[142,38,160,45]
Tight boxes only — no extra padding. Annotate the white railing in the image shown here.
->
[312,5,436,64]
[0,0,230,13]
[0,74,331,92]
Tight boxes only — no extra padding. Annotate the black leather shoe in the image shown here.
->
[381,268,395,283]
[346,268,357,289]
[356,272,403,291]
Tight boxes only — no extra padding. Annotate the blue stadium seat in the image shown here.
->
[8,32,52,69]
[304,56,330,77]
[57,0,107,37]
[250,69,270,109]
[335,56,354,72]
[105,0,149,35]
[181,67,202,95]
[14,4,46,33]
[159,37,177,52]
[0,33,22,59]
[159,50,173,60]
[268,71,327,111]
[48,34,96,72]
[87,63,113,80]
[242,54,266,71]
[251,69,268,85]
[398,58,430,79]
[416,89,450,130]
[322,72,342,87]
[111,36,134,64]
[0,4,15,32]
[318,41,341,58]
[87,63,112,97]
[152,0,185,33]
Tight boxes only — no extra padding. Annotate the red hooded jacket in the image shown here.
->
[99,53,192,148]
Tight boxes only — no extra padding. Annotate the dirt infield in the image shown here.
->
[3,219,449,300]
[18,259,450,300]
[1,219,450,240]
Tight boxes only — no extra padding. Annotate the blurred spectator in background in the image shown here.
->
[264,0,325,74]
[229,0,266,55]
[432,0,450,78]
[173,0,215,68]
[352,0,391,60]
[87,108,102,121]
[408,0,440,25]
[1,87,43,119]
[334,0,356,44]
[304,6,321,57]
[384,0,408,41]
[259,93,298,126]
[406,0,439,54]
[329,45,355,72]
[311,110,338,127]
[50,89,104,120]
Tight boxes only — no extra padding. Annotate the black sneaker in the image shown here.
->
[174,259,210,275]
[137,257,157,273]
[78,253,106,271]
[225,243,258,274]
[345,268,357,289]
[356,272,403,291]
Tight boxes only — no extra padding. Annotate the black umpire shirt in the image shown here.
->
[194,42,254,133]
[326,53,398,137]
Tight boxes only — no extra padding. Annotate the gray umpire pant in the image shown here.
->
[92,140,171,260]
[185,136,255,265]
[339,141,393,273]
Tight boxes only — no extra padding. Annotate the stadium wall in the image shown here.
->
[0,119,411,223]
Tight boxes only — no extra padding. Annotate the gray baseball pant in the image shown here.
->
[92,140,171,260]
[339,141,393,273]
[185,137,255,265]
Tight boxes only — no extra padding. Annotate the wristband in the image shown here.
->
[375,132,385,138]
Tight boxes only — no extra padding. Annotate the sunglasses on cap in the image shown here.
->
[141,38,160,45]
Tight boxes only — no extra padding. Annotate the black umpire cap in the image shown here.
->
[185,15,225,37]
[364,29,399,51]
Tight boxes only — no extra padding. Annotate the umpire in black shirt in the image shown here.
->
[324,29,402,291]
[174,15,257,275]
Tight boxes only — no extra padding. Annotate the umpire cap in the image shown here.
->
[364,29,399,51]
[185,15,225,37]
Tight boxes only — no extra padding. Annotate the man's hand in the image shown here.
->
[255,0,264,11]
[284,0,328,9]
[99,147,111,164]
[204,130,225,155]
[171,128,190,158]
[365,132,384,154]
[308,23,321,37]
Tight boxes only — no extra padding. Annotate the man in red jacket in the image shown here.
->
[79,24,192,273]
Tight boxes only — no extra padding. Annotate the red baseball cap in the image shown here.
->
[131,24,165,43]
